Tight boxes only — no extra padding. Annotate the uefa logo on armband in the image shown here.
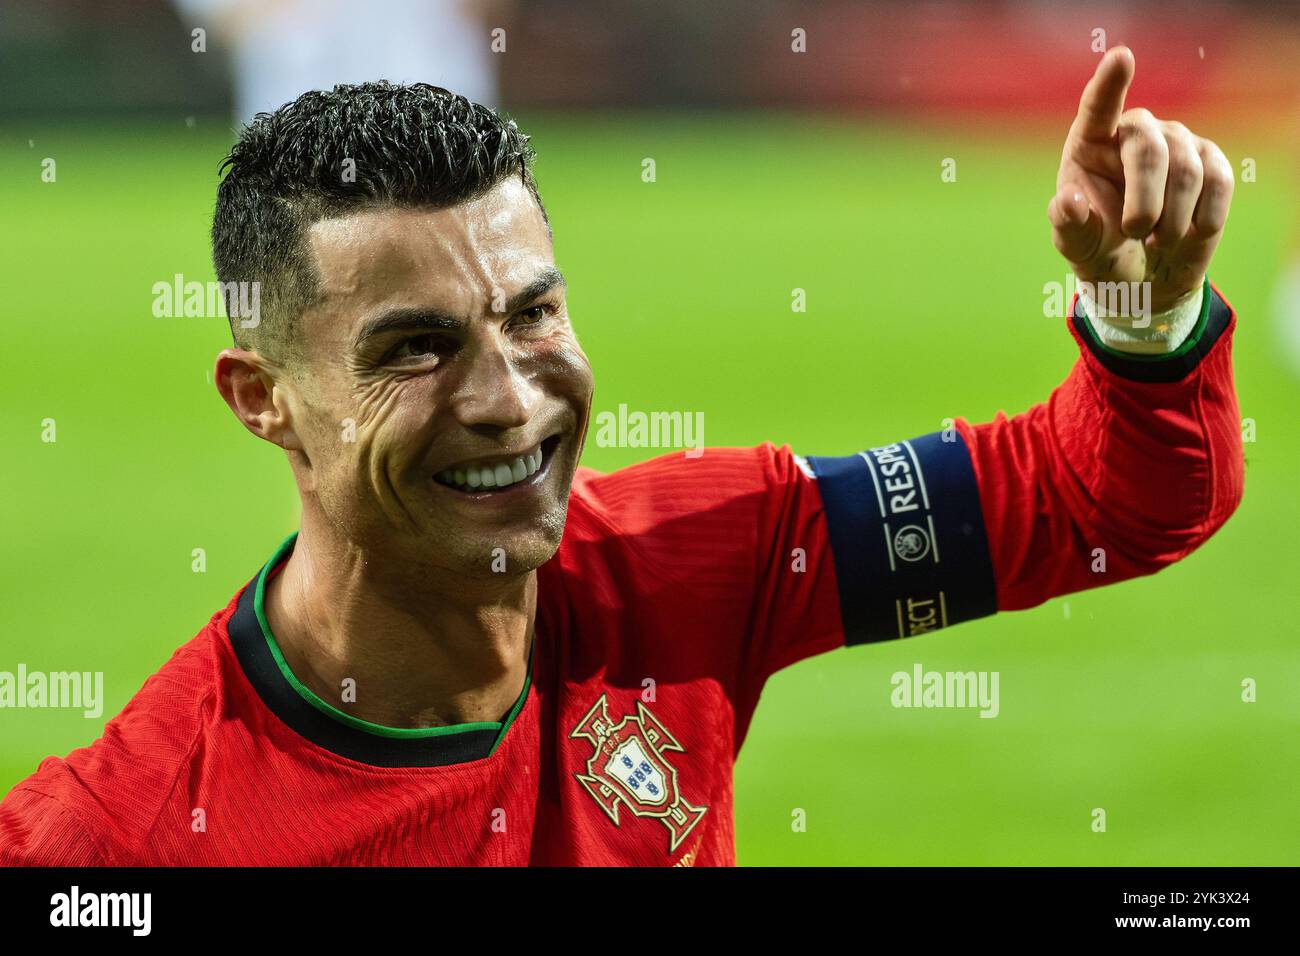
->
[893,524,932,563]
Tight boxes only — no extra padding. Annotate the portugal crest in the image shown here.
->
[569,694,707,853]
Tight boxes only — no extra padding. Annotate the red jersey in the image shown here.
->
[0,286,1243,866]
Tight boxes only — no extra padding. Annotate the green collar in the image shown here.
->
[226,531,534,767]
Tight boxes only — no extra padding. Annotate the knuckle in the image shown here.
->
[1123,205,1158,230]
[1199,135,1226,157]
[1165,127,1197,156]
[1123,123,1168,158]
[1204,169,1230,195]
[1132,140,1167,170]
[1205,158,1234,193]
[1199,140,1233,177]
[1169,154,1203,190]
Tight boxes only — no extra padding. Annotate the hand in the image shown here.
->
[1048,46,1234,315]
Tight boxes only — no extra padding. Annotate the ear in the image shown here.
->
[214,349,304,451]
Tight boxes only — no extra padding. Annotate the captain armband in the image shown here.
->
[805,431,997,644]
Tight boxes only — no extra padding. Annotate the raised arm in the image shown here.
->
[806,48,1243,642]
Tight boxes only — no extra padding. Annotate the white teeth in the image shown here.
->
[436,444,547,492]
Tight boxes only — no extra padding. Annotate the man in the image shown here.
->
[0,47,1242,865]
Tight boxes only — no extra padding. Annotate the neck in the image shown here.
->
[263,512,536,730]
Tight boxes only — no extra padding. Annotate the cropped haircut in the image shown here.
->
[211,81,546,360]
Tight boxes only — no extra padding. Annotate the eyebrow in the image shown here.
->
[502,266,567,314]
[353,308,462,348]
[352,267,568,348]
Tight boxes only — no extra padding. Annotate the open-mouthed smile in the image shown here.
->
[433,435,560,494]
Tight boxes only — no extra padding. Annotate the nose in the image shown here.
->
[450,331,543,432]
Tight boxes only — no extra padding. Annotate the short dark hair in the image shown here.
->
[212,81,546,359]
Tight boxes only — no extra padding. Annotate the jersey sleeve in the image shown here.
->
[806,281,1244,641]
[0,784,107,866]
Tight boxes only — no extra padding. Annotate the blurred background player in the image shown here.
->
[171,0,503,122]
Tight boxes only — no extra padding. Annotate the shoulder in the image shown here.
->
[0,599,238,865]
[568,442,808,536]
[555,443,819,594]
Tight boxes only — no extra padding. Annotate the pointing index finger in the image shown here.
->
[1071,46,1135,142]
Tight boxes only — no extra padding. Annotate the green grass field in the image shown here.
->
[2,115,1297,864]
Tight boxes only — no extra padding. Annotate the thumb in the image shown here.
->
[1048,184,1103,265]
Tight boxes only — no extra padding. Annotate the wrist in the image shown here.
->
[1079,280,1205,355]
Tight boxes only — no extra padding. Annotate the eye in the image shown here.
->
[388,334,441,363]
[516,305,550,325]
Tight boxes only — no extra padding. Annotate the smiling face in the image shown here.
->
[283,178,593,577]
